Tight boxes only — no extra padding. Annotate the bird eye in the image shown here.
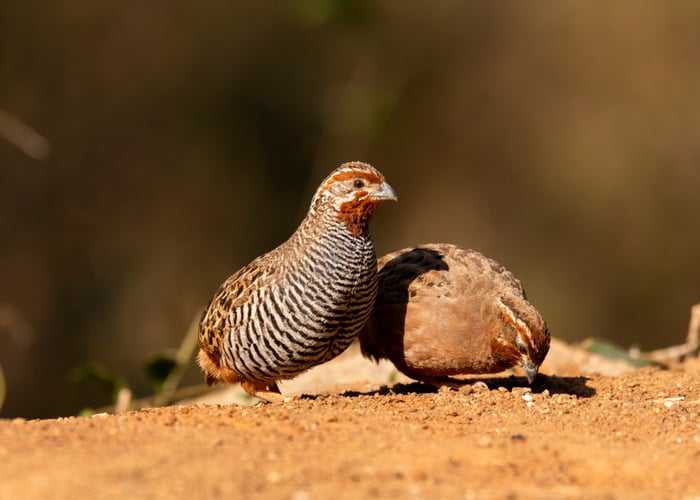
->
[516,338,528,355]
[353,179,366,189]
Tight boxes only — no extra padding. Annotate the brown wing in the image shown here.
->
[198,250,288,359]
[361,243,535,376]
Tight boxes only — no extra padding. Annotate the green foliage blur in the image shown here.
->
[1,1,699,418]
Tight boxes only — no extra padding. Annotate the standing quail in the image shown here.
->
[198,161,397,402]
[359,243,550,385]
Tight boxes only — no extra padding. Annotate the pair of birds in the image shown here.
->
[198,162,551,402]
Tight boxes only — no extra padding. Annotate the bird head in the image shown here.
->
[312,161,397,237]
[493,297,551,384]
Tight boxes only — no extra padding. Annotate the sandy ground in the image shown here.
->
[1,343,699,499]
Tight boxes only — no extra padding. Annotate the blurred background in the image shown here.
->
[1,1,699,418]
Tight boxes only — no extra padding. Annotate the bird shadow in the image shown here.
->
[327,374,595,399]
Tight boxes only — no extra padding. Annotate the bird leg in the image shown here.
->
[240,380,291,403]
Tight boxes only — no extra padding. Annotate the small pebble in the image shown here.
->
[459,385,475,395]
[470,381,489,392]
[476,435,492,448]
[291,491,311,500]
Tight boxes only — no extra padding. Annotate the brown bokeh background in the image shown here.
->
[1,2,699,418]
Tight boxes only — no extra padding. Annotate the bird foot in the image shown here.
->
[241,380,291,404]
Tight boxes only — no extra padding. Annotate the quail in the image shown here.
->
[359,243,550,385]
[198,162,397,402]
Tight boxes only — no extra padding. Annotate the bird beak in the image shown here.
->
[523,363,539,385]
[370,182,398,202]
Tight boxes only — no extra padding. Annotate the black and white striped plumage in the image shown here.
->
[198,162,397,402]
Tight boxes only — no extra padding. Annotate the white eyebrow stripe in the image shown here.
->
[496,296,535,352]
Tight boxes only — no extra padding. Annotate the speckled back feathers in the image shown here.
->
[359,243,550,384]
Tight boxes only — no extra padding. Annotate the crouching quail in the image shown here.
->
[359,243,550,386]
[198,162,397,402]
